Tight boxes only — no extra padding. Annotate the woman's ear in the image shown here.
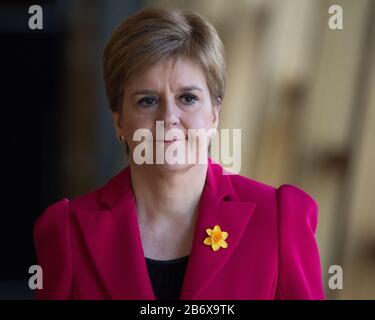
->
[112,111,125,137]
[112,111,130,154]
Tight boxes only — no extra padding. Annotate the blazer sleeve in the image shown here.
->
[275,184,325,300]
[33,198,73,299]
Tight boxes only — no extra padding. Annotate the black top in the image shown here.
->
[145,255,190,300]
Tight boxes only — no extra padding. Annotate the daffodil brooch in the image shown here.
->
[203,225,228,251]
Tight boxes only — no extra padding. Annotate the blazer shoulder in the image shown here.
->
[275,184,324,299]
[35,198,69,225]
[277,184,319,231]
[227,172,277,202]
[34,198,70,236]
[225,171,318,212]
[34,183,104,234]
[278,184,318,208]
[68,186,103,211]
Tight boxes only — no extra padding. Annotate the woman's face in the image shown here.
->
[112,56,221,171]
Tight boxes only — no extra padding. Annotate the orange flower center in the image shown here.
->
[212,231,222,242]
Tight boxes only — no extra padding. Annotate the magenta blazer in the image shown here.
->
[33,158,325,300]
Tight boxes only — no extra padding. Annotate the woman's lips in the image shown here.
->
[155,138,186,143]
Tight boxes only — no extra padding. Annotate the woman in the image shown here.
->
[33,7,325,300]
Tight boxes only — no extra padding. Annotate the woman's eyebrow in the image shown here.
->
[178,85,203,92]
[132,89,157,97]
[131,85,203,97]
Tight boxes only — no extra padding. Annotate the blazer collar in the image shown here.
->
[74,158,256,299]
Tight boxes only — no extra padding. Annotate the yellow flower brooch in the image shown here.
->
[203,225,228,251]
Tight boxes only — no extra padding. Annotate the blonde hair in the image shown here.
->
[103,7,225,112]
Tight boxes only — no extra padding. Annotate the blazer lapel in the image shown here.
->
[74,167,156,299]
[179,161,256,299]
[74,159,256,300]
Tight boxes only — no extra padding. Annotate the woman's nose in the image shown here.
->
[158,98,180,128]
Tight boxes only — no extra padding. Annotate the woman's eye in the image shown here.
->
[138,96,158,107]
[180,94,198,105]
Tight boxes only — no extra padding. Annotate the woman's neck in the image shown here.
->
[129,163,208,224]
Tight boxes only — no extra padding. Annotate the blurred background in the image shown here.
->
[0,0,374,299]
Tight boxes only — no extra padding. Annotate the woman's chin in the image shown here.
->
[152,161,195,173]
